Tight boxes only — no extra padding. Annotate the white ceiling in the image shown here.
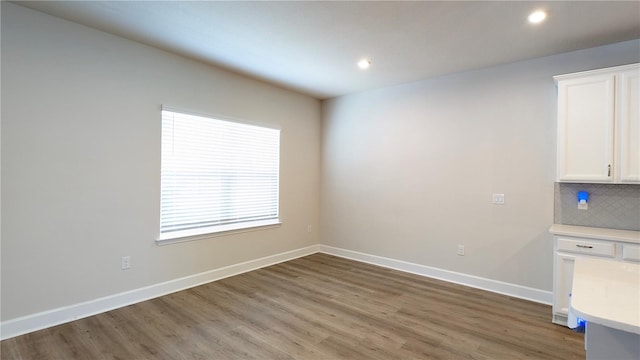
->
[14,1,640,99]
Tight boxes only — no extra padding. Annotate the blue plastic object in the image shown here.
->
[577,191,589,204]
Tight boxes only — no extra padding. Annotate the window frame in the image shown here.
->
[157,106,281,245]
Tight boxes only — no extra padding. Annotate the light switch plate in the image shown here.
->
[492,193,505,205]
[121,256,131,270]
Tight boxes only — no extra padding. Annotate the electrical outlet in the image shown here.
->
[307,225,312,233]
[121,256,131,270]
[457,245,465,256]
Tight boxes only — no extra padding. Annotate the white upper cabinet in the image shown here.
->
[556,73,615,182]
[617,69,640,182]
[555,64,640,183]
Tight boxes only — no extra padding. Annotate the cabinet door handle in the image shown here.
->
[608,164,611,177]
[576,244,593,249]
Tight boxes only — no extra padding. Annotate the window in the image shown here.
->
[159,108,280,241]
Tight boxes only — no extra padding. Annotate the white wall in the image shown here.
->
[320,40,640,291]
[1,3,320,321]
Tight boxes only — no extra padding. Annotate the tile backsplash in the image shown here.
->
[554,183,640,231]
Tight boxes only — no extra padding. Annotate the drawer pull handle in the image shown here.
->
[576,245,593,249]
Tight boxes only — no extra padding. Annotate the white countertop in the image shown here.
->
[571,257,640,335]
[550,224,640,244]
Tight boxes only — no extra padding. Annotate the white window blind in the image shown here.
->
[160,109,280,239]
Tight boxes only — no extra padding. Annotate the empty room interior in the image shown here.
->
[2,1,640,359]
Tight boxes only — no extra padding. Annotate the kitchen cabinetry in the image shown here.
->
[555,63,640,183]
[617,68,640,182]
[550,224,640,326]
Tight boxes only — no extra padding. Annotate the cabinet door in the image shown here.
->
[557,74,615,182]
[553,253,576,320]
[617,69,640,182]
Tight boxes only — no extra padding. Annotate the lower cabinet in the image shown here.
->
[553,253,577,324]
[552,235,638,326]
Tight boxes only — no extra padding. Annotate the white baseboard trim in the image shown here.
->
[0,244,320,341]
[2,244,551,340]
[318,245,552,305]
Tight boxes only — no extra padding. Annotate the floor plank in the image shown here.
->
[1,253,585,359]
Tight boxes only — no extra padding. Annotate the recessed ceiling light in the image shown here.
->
[528,10,547,24]
[357,58,371,70]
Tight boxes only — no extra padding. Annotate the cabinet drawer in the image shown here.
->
[557,237,616,257]
[622,244,640,262]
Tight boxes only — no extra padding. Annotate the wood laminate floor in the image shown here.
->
[1,253,585,359]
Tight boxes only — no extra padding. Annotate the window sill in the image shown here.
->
[156,219,281,246]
